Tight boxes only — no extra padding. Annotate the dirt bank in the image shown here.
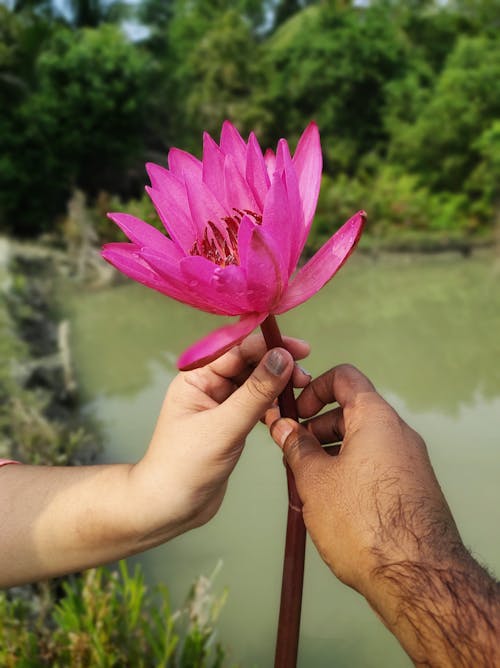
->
[0,237,99,466]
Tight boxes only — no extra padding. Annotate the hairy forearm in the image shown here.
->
[368,552,500,667]
[0,464,180,587]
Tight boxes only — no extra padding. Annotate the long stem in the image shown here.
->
[261,314,306,668]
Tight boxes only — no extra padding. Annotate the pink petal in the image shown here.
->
[184,175,230,243]
[275,138,291,173]
[243,226,287,312]
[237,214,257,268]
[168,148,202,180]
[274,140,305,270]
[220,121,247,175]
[145,164,198,252]
[102,242,151,280]
[146,183,196,253]
[246,133,270,211]
[138,245,184,279]
[264,149,276,179]
[139,248,234,315]
[107,212,182,258]
[224,154,259,214]
[211,264,250,307]
[180,256,252,315]
[202,132,227,205]
[101,242,182,298]
[274,210,366,314]
[260,172,292,275]
[293,122,322,230]
[145,162,171,191]
[177,312,267,370]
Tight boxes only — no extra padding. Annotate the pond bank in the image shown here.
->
[0,237,100,465]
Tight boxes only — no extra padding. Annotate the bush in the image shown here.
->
[0,561,229,667]
[307,164,481,254]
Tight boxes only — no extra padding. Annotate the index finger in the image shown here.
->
[296,363,376,419]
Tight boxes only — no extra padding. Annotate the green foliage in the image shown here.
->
[1,0,500,243]
[261,2,414,170]
[0,23,153,235]
[309,166,475,254]
[271,0,313,31]
[64,0,132,28]
[151,0,267,151]
[0,561,228,667]
[390,35,500,193]
[452,0,500,38]
[466,119,500,222]
[184,9,267,138]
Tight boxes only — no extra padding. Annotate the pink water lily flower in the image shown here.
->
[102,122,365,370]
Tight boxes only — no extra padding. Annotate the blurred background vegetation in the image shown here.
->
[1,0,499,248]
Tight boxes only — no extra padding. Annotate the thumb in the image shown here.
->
[270,418,329,483]
[214,347,294,441]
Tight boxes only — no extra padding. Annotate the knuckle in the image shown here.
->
[354,391,386,413]
[335,362,359,375]
[246,372,276,403]
[283,430,313,461]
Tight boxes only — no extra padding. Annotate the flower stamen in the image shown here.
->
[190,208,262,267]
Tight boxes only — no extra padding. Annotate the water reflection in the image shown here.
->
[69,253,500,414]
[67,252,500,668]
[280,252,500,413]
[66,283,218,397]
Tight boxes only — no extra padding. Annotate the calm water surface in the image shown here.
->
[66,252,500,667]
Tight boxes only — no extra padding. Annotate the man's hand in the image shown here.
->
[268,364,500,667]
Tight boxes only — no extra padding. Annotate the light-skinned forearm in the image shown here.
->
[0,463,184,588]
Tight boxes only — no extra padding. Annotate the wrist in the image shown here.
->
[361,526,468,618]
[126,452,221,549]
[363,548,500,667]
[125,458,191,549]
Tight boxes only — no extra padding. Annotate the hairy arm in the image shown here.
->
[365,482,500,668]
[268,363,500,668]
[371,555,499,667]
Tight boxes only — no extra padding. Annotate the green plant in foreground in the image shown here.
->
[0,561,228,667]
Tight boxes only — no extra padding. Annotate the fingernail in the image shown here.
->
[265,349,287,376]
[272,419,294,448]
[297,364,311,378]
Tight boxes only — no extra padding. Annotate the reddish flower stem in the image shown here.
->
[261,314,306,668]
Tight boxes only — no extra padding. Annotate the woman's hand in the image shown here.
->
[129,335,311,546]
[0,335,309,587]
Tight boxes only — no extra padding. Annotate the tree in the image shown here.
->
[466,120,500,225]
[272,0,308,30]
[389,35,500,193]
[0,24,153,235]
[260,2,413,171]
[184,9,266,139]
[63,0,131,28]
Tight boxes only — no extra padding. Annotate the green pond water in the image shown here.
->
[66,252,500,667]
